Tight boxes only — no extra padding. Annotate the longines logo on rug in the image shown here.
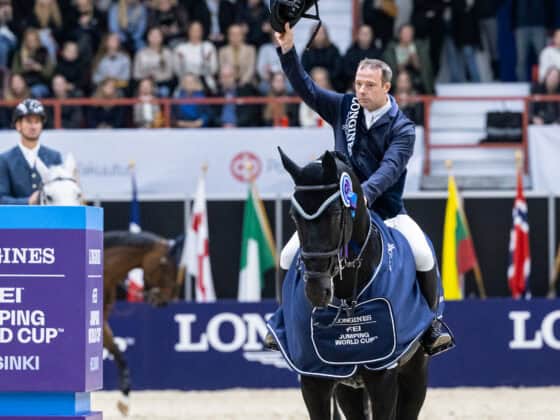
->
[0,248,55,264]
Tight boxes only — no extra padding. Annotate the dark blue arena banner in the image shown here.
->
[103,299,560,390]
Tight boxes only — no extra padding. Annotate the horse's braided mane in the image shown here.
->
[104,231,164,249]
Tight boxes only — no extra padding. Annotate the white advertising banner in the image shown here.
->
[0,127,424,200]
[528,125,560,194]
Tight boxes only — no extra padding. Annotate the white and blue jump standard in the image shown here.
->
[0,206,103,419]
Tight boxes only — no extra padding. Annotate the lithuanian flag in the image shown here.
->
[442,175,478,300]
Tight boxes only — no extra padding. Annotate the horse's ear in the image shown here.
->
[322,151,338,182]
[278,147,302,182]
[64,153,77,177]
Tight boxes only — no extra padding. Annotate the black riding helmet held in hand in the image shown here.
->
[12,98,47,126]
[269,0,322,48]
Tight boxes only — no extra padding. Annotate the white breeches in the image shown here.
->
[279,214,434,272]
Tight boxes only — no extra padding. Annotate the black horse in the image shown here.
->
[269,149,440,420]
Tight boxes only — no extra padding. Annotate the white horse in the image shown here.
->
[36,154,83,205]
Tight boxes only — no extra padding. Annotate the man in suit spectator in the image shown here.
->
[0,99,63,204]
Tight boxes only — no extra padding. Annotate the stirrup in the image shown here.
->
[424,319,456,356]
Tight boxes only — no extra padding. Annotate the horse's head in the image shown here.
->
[280,148,367,308]
[142,239,179,306]
[38,154,83,205]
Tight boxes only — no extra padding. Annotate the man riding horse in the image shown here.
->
[268,9,452,355]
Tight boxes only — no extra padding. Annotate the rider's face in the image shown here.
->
[16,115,43,142]
[354,67,390,112]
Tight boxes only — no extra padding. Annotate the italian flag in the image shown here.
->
[442,175,478,300]
[238,184,277,301]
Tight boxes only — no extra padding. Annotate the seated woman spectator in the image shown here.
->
[11,28,55,98]
[133,77,162,128]
[108,0,147,53]
[383,24,434,93]
[48,74,83,128]
[299,67,330,127]
[56,41,90,95]
[538,29,560,83]
[257,31,283,94]
[92,33,131,91]
[133,27,173,97]
[394,70,423,125]
[172,73,209,128]
[531,67,560,125]
[301,25,342,91]
[28,0,63,62]
[147,0,188,48]
[87,78,126,128]
[218,24,256,86]
[342,24,383,91]
[240,0,270,49]
[263,72,297,127]
[173,21,218,93]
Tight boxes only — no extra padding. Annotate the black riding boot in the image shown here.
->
[417,266,453,355]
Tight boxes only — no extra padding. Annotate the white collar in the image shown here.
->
[363,95,391,129]
[18,141,41,168]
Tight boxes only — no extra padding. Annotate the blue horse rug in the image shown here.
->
[267,211,443,379]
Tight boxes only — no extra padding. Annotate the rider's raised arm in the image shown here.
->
[278,47,343,126]
[361,119,415,206]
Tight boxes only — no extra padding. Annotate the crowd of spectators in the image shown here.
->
[0,0,559,128]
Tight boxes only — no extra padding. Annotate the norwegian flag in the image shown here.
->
[507,171,531,299]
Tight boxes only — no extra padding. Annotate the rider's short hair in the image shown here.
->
[357,59,393,85]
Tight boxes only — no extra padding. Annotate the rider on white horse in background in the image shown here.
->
[0,98,63,205]
[270,21,452,355]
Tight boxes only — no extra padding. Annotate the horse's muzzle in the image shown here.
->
[304,275,333,308]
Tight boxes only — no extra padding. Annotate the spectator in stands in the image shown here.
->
[147,0,189,48]
[361,0,397,49]
[48,74,83,128]
[172,73,210,128]
[383,23,434,93]
[108,0,147,53]
[55,41,90,95]
[68,0,106,64]
[411,0,445,76]
[28,0,63,62]
[133,27,174,97]
[531,67,560,125]
[187,0,242,45]
[216,63,262,127]
[263,72,296,127]
[447,0,482,83]
[257,31,282,94]
[133,77,162,128]
[11,28,55,98]
[240,0,271,49]
[342,24,383,91]
[394,69,423,125]
[299,67,330,127]
[0,0,16,68]
[538,29,560,83]
[218,24,256,86]
[0,73,30,128]
[474,0,503,80]
[301,25,342,91]
[173,21,218,93]
[512,0,552,81]
[92,33,131,91]
[87,77,126,128]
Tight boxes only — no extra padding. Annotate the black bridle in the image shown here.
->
[39,176,80,205]
[291,181,374,315]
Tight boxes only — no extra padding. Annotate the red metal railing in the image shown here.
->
[4,93,556,177]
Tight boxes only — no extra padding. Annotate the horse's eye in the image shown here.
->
[46,194,53,202]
